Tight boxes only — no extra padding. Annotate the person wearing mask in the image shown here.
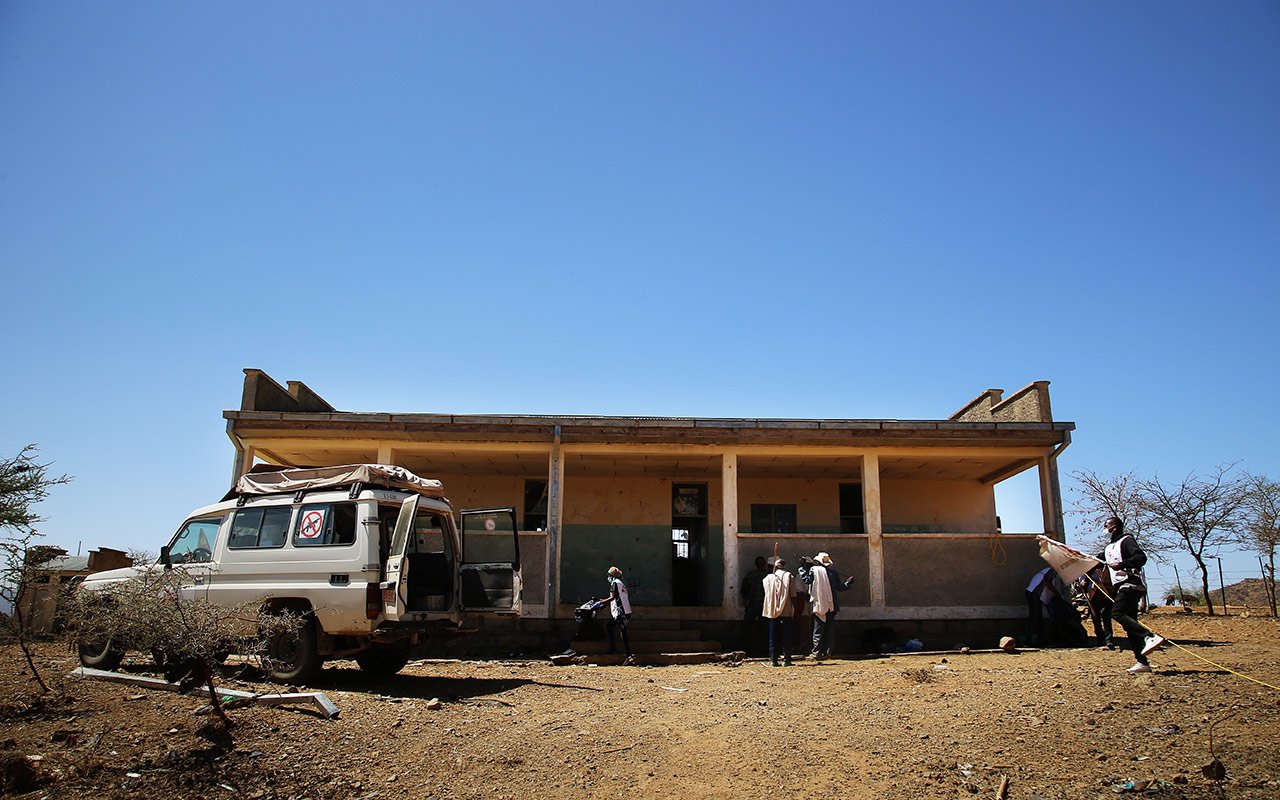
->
[1098,516,1165,673]
[595,566,634,664]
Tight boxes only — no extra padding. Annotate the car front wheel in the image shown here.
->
[263,617,321,684]
[78,634,124,671]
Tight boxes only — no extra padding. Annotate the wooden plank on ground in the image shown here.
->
[67,667,339,719]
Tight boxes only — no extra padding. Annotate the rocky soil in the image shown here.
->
[2,609,1278,799]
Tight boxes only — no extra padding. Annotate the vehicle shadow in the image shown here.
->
[227,662,603,702]
[115,658,601,703]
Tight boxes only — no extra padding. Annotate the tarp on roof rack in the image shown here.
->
[229,464,446,500]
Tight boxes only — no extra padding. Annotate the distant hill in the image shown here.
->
[1207,578,1275,610]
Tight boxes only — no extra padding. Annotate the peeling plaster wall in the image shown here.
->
[883,536,1043,607]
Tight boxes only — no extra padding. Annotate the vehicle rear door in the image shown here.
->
[380,495,418,621]
[458,507,521,613]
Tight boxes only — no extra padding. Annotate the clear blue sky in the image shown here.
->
[3,3,1277,601]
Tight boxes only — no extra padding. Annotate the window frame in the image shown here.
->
[292,502,359,548]
[228,506,294,550]
[750,503,797,534]
[838,483,866,534]
[523,479,548,532]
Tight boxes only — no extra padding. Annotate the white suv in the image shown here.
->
[77,464,521,682]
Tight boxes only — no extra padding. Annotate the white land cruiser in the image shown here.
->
[77,464,521,682]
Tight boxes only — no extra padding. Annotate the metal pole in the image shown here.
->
[1172,563,1187,610]
[1261,557,1277,618]
[1215,557,1228,616]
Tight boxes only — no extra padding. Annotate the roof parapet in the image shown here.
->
[241,369,335,413]
[950,381,1053,423]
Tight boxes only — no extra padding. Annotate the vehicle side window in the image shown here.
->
[411,512,450,556]
[169,518,223,563]
[228,507,292,549]
[293,503,357,547]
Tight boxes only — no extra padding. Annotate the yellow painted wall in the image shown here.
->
[736,478,841,530]
[421,471,994,534]
[427,473,528,523]
[881,478,996,533]
[563,476,723,525]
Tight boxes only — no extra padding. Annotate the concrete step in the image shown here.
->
[568,639,721,655]
[550,651,745,667]
[621,629,702,642]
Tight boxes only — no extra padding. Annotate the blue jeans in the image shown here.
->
[811,611,836,657]
[768,616,792,663]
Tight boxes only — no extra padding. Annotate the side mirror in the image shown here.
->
[160,545,172,570]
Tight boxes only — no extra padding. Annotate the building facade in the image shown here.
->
[224,370,1072,645]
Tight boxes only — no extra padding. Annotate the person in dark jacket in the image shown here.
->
[1098,516,1165,673]
[799,552,853,659]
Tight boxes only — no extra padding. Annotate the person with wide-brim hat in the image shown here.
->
[799,552,854,659]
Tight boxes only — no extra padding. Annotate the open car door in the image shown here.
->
[381,494,419,621]
[459,507,521,613]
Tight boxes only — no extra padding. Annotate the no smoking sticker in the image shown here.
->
[299,510,325,539]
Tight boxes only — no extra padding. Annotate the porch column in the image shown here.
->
[722,451,740,612]
[377,445,395,465]
[546,427,564,619]
[863,453,886,609]
[232,444,255,483]
[1038,457,1061,540]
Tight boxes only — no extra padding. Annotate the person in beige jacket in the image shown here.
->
[762,557,796,666]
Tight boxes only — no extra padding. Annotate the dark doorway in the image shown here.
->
[672,483,708,606]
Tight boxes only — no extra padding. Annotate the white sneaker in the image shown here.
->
[1126,662,1152,674]
[1140,635,1167,656]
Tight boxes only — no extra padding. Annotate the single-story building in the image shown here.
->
[224,370,1073,650]
[17,546,131,634]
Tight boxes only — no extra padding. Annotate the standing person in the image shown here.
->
[736,556,769,653]
[799,552,853,660]
[762,557,795,667]
[1076,565,1115,649]
[596,566,634,663]
[1098,516,1165,673]
[1024,566,1058,646]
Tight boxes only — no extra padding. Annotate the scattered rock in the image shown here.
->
[999,637,1017,652]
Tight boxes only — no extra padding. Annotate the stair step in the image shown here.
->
[625,629,702,642]
[569,640,721,655]
[550,651,745,667]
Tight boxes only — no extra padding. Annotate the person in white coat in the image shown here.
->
[762,557,796,666]
[799,552,853,659]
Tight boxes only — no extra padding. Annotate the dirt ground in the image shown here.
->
[2,609,1278,800]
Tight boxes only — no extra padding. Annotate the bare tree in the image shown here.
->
[1068,468,1171,560]
[1239,473,1279,616]
[1136,465,1247,617]
[70,565,300,736]
[0,445,71,694]
[126,548,157,567]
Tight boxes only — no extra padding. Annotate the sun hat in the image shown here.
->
[814,552,833,566]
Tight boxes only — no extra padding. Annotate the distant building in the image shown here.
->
[17,546,131,634]
[223,369,1073,646]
